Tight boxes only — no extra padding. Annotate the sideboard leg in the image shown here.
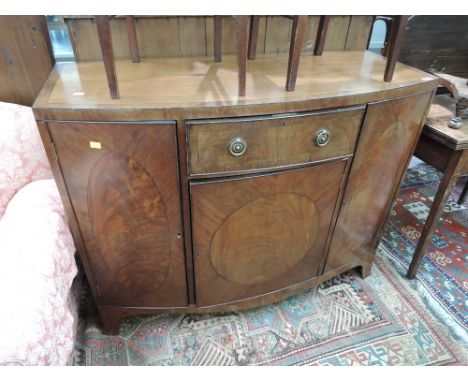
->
[98,306,122,336]
[359,263,372,278]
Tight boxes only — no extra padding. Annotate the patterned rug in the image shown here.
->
[72,164,468,366]
[381,164,467,331]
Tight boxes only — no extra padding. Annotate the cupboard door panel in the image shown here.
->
[324,91,433,273]
[48,121,187,307]
[191,160,348,308]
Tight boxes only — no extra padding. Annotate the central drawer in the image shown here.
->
[187,106,365,176]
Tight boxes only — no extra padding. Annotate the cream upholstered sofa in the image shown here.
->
[0,101,78,365]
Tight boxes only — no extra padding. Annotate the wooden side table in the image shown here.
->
[407,97,468,278]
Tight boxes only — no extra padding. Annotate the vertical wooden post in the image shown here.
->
[95,16,119,99]
[313,16,330,56]
[366,16,377,50]
[286,16,308,92]
[384,15,408,82]
[248,16,260,60]
[126,16,140,63]
[407,150,463,279]
[236,16,248,96]
[214,16,222,62]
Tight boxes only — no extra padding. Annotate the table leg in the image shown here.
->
[383,16,408,82]
[458,177,468,205]
[313,16,330,56]
[126,16,140,63]
[407,151,463,279]
[248,16,260,60]
[95,16,119,99]
[236,16,248,96]
[214,16,222,62]
[286,16,308,91]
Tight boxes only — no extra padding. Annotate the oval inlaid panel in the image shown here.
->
[343,121,408,251]
[209,193,319,285]
[88,153,171,299]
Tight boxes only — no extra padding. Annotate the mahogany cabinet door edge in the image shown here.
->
[188,156,352,186]
[38,121,102,303]
[185,104,367,125]
[44,119,177,125]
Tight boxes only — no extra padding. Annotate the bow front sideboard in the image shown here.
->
[33,51,438,334]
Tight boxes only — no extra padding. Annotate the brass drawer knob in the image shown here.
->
[314,129,331,147]
[229,137,247,156]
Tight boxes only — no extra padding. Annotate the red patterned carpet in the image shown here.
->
[72,164,467,366]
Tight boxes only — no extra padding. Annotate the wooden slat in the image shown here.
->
[264,16,292,54]
[66,16,375,62]
[399,16,468,77]
[345,16,374,50]
[0,16,54,106]
[324,16,351,51]
[179,16,207,56]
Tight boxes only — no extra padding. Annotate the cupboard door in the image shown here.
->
[191,160,348,308]
[48,121,187,308]
[324,91,433,273]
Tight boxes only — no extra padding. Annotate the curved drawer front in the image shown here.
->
[187,106,364,176]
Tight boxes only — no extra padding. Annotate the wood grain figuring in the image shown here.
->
[39,51,437,113]
[187,107,364,176]
[191,161,348,308]
[89,153,171,294]
[32,46,438,333]
[324,91,434,274]
[47,122,187,307]
[210,193,319,285]
[345,16,374,51]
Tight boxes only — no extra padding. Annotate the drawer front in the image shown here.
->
[187,106,364,176]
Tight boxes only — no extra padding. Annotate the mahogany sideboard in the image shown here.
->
[33,51,438,334]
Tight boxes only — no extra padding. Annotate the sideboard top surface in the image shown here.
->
[33,51,438,120]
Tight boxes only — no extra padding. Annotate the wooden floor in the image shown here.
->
[41,51,436,109]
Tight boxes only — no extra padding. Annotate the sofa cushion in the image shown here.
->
[0,102,52,219]
[0,179,77,365]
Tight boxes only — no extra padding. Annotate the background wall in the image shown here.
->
[1,15,467,107]
[399,16,468,78]
[0,16,55,106]
[65,16,374,61]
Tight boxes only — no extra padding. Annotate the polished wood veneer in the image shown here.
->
[33,51,438,334]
